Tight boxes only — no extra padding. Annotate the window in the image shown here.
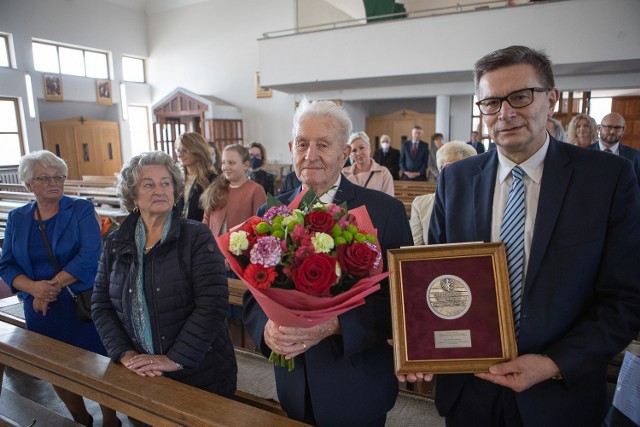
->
[0,34,11,68]
[32,41,109,78]
[122,56,145,82]
[129,106,151,156]
[471,95,489,150]
[0,98,25,166]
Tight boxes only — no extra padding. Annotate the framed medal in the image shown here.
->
[388,242,517,374]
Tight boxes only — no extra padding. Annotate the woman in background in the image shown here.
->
[343,131,394,196]
[92,151,236,397]
[208,141,222,175]
[174,132,217,222]
[410,141,476,245]
[201,144,266,237]
[567,114,598,148]
[0,150,118,427]
[248,141,275,196]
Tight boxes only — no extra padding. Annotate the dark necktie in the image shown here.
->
[500,166,525,337]
[412,143,417,157]
[604,148,612,153]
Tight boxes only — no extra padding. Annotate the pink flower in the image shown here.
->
[250,236,283,267]
[263,205,293,223]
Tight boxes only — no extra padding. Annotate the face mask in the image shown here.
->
[381,142,390,150]
[250,157,263,169]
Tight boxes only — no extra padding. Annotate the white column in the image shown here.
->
[436,95,451,141]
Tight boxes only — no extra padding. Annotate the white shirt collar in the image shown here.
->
[303,175,342,204]
[496,133,549,184]
[598,141,619,154]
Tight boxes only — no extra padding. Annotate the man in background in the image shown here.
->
[467,130,486,154]
[374,134,400,178]
[399,125,429,181]
[589,112,640,185]
[427,133,444,182]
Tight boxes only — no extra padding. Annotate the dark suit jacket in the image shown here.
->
[588,141,640,186]
[373,147,401,179]
[399,140,428,181]
[467,140,486,154]
[175,172,216,222]
[429,138,640,427]
[244,177,413,426]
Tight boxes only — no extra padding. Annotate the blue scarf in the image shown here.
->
[131,211,173,354]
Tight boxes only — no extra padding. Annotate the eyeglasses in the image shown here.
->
[175,147,189,154]
[476,87,550,115]
[601,125,625,132]
[33,175,66,184]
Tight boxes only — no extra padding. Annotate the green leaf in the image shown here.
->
[266,193,284,209]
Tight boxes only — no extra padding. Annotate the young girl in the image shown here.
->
[201,144,266,237]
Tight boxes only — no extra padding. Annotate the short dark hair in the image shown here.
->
[473,45,555,91]
[431,133,443,142]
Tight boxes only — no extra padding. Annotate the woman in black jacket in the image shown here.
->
[174,132,217,221]
[92,151,236,397]
[248,141,275,196]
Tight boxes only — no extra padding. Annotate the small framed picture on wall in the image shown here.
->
[43,74,63,102]
[96,79,112,105]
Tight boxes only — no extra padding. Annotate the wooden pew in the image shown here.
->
[393,180,437,217]
[0,320,304,426]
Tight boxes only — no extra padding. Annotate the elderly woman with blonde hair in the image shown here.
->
[343,131,395,196]
[410,141,477,245]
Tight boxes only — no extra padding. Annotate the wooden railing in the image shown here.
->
[393,180,437,217]
[0,321,305,426]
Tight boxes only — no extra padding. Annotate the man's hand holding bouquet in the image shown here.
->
[216,188,391,370]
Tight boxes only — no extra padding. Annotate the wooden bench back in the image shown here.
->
[0,321,305,426]
[393,181,437,217]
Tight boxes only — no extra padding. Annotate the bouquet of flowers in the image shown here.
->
[216,189,391,370]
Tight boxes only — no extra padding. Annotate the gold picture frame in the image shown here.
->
[388,242,517,374]
[255,71,272,99]
[96,79,112,105]
[43,74,63,102]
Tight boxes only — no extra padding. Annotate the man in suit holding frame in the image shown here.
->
[244,99,412,426]
[401,45,640,426]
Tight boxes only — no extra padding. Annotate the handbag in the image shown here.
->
[35,206,93,322]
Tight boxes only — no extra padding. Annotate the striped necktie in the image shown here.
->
[500,166,525,337]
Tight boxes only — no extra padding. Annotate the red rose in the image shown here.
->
[292,253,337,296]
[305,211,336,233]
[241,216,263,245]
[337,242,377,277]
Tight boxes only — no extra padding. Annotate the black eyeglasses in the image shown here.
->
[476,87,550,115]
[601,125,625,132]
[33,175,66,184]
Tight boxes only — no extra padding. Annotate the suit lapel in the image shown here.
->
[473,153,497,242]
[526,140,572,291]
[333,176,356,206]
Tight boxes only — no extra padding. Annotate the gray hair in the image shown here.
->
[436,141,477,171]
[348,131,370,146]
[547,117,566,142]
[18,150,68,185]
[292,99,352,146]
[117,151,184,213]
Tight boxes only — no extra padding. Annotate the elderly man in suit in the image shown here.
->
[399,125,429,181]
[401,46,640,427]
[244,99,412,427]
[589,112,640,185]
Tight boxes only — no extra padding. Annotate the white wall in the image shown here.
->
[0,0,150,159]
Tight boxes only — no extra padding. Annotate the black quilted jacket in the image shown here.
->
[92,208,237,397]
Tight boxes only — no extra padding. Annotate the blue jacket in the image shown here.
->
[588,141,640,186]
[399,140,429,180]
[244,177,413,426]
[0,196,101,295]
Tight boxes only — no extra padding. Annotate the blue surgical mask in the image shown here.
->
[250,157,263,169]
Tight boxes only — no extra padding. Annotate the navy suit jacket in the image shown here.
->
[588,141,640,186]
[399,140,429,180]
[243,177,413,426]
[429,139,640,427]
[467,140,486,154]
